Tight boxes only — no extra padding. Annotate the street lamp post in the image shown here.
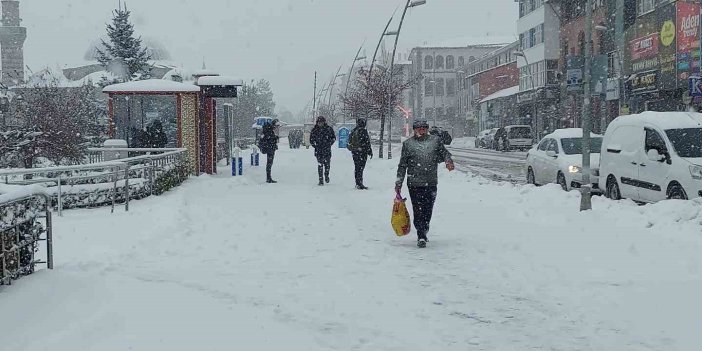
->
[580,0,593,211]
[384,0,426,159]
[344,42,367,124]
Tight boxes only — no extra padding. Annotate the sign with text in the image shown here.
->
[631,70,658,93]
[688,76,702,96]
[677,2,701,81]
[631,33,660,61]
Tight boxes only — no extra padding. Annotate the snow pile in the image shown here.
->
[450,136,475,148]
[1,141,700,350]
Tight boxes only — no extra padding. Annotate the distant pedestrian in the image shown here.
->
[310,116,336,186]
[494,127,507,151]
[347,118,373,189]
[395,120,454,248]
[258,119,280,183]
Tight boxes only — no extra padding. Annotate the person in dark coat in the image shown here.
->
[494,127,507,151]
[310,116,336,185]
[258,119,280,183]
[396,119,454,248]
[347,118,373,189]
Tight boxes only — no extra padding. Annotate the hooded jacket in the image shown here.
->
[310,122,336,157]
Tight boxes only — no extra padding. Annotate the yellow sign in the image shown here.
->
[620,104,630,116]
[661,20,676,47]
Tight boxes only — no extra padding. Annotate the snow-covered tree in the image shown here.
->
[231,79,277,137]
[96,3,152,82]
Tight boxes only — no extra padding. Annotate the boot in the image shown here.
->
[318,167,324,186]
[325,166,330,184]
[267,179,277,184]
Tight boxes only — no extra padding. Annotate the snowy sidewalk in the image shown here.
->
[2,144,702,350]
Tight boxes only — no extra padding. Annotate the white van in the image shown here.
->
[504,125,534,150]
[599,111,702,202]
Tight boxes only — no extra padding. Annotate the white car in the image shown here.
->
[475,128,497,148]
[600,111,702,202]
[526,128,603,191]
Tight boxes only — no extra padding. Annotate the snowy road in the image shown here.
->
[2,144,702,350]
[448,145,527,184]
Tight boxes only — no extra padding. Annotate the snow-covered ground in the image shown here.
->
[2,142,702,350]
[450,136,476,148]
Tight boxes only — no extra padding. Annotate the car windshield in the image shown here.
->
[560,137,603,155]
[665,128,702,158]
[508,127,531,139]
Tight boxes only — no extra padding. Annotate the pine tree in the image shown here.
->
[96,3,152,82]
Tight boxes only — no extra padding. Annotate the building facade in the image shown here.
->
[516,0,561,139]
[408,44,505,136]
[0,0,26,86]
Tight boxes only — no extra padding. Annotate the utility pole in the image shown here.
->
[580,0,593,211]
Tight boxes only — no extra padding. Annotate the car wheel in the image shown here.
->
[606,176,621,200]
[557,172,568,191]
[667,183,688,200]
[527,167,537,185]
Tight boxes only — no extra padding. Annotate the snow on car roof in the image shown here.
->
[610,111,702,130]
[545,128,603,139]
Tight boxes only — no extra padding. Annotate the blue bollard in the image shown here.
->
[250,153,254,166]
[231,158,237,176]
[254,153,260,166]
[238,157,243,175]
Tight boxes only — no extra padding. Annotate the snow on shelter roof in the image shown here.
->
[102,79,200,94]
[611,111,702,130]
[479,86,519,104]
[197,76,244,86]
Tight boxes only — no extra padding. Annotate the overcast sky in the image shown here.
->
[21,0,518,114]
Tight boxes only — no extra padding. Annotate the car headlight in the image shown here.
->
[690,165,702,180]
[568,165,582,173]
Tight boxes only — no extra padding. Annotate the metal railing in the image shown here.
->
[0,192,53,286]
[0,149,188,215]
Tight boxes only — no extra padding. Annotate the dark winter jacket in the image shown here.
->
[347,127,373,157]
[396,134,453,188]
[310,124,336,157]
[258,124,279,155]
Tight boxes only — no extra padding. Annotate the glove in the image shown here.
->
[395,185,402,195]
[446,161,455,171]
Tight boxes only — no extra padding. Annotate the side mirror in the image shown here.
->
[546,150,557,158]
[647,149,666,162]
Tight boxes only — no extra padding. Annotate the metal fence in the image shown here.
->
[0,148,189,215]
[0,192,53,286]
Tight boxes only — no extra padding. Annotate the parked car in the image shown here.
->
[526,128,603,191]
[600,111,702,202]
[498,125,534,151]
[475,128,497,148]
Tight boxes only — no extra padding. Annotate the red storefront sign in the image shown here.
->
[677,2,701,53]
[630,33,660,61]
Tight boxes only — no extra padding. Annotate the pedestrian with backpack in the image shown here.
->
[258,119,280,183]
[396,119,455,248]
[347,118,373,189]
[309,116,336,186]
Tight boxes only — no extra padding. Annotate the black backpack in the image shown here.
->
[441,130,452,145]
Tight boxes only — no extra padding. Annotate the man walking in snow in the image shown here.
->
[395,120,455,248]
[346,118,373,189]
[258,119,280,183]
[310,116,336,186]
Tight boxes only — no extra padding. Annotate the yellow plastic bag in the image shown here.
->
[391,194,411,236]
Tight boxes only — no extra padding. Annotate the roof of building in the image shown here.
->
[102,79,201,93]
[479,86,519,104]
[410,35,515,50]
[610,111,702,130]
[197,76,244,86]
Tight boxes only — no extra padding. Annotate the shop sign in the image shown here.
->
[631,33,660,61]
[631,70,658,93]
[677,1,701,80]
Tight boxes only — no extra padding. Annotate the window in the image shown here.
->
[425,56,433,69]
[645,128,668,154]
[546,139,559,154]
[446,55,455,70]
[435,78,445,96]
[424,78,433,96]
[425,108,433,120]
[529,28,536,48]
[538,139,550,151]
[458,56,465,67]
[447,78,456,96]
[637,0,655,16]
[435,55,444,69]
